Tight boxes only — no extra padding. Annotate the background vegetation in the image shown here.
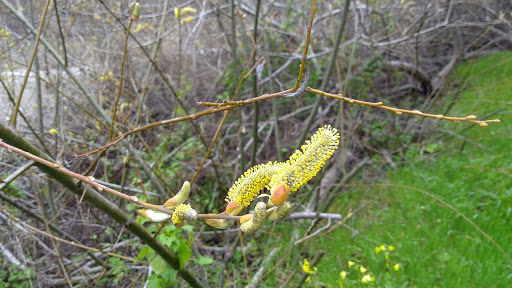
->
[0,0,511,287]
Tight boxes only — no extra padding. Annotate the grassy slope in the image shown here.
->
[263,52,512,287]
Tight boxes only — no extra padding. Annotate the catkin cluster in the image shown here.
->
[226,125,340,208]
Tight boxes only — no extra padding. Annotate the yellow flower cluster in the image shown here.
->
[375,244,394,254]
[226,162,283,207]
[225,126,340,207]
[343,261,375,285]
[267,125,339,192]
[302,258,318,282]
[172,204,192,225]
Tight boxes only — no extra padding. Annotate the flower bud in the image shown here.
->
[137,209,172,222]
[240,214,253,224]
[204,218,234,229]
[130,2,141,21]
[240,202,267,234]
[268,201,292,222]
[164,181,191,209]
[225,201,244,216]
[268,184,290,206]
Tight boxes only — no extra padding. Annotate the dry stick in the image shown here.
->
[292,0,316,90]
[0,207,146,264]
[239,230,251,284]
[250,0,262,168]
[2,0,110,126]
[189,57,266,186]
[108,19,133,142]
[1,0,168,194]
[11,0,51,127]
[27,0,44,133]
[230,0,245,176]
[133,0,172,193]
[79,81,497,159]
[33,185,73,287]
[295,0,350,151]
[188,10,275,185]
[245,247,279,288]
[96,0,209,150]
[306,87,500,126]
[0,160,35,190]
[52,0,67,67]
[0,190,104,266]
[0,77,52,156]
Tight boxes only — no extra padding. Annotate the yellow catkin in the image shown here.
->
[267,125,340,192]
[180,7,197,15]
[225,126,339,208]
[226,162,284,207]
[172,204,192,225]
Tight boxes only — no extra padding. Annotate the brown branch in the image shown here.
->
[0,140,174,215]
[293,0,316,90]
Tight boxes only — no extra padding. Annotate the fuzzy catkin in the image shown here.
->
[267,125,340,192]
[226,125,340,207]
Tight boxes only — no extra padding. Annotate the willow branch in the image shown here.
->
[0,123,203,288]
[292,0,316,90]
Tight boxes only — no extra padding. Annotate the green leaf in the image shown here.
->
[146,274,162,288]
[135,246,150,264]
[147,248,169,274]
[161,267,178,281]
[150,255,169,274]
[182,224,194,232]
[178,242,191,269]
[196,255,214,265]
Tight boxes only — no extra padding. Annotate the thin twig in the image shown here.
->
[108,19,133,141]
[292,0,316,90]
[0,207,146,264]
[10,0,52,127]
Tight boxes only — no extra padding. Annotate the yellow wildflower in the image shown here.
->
[340,271,347,279]
[379,245,386,252]
[393,263,400,271]
[361,274,375,283]
[348,260,355,268]
[48,128,58,135]
[375,246,381,254]
[302,258,318,275]
[388,245,395,251]
[361,274,371,283]
[360,266,367,273]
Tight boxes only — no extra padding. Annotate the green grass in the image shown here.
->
[262,52,512,287]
